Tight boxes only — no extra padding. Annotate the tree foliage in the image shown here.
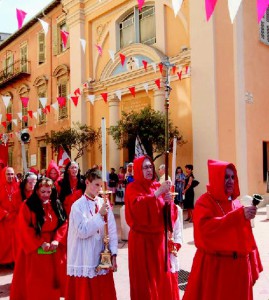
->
[108,106,186,161]
[46,122,100,161]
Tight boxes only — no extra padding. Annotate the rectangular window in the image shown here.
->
[59,22,69,53]
[3,54,14,77]
[6,100,12,132]
[58,82,68,119]
[38,31,46,64]
[20,44,28,72]
[139,6,156,45]
[120,14,135,48]
[260,7,269,45]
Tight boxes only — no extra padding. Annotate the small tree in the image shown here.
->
[108,106,185,161]
[46,122,101,161]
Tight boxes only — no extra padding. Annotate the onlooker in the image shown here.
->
[182,164,195,222]
[183,159,263,300]
[10,177,67,300]
[125,155,180,300]
[17,172,38,202]
[66,168,118,300]
[58,161,85,218]
[108,168,119,205]
[158,164,171,184]
[46,160,61,194]
[0,167,20,265]
[125,162,134,185]
[174,166,185,206]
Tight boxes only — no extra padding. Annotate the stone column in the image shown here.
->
[108,97,120,170]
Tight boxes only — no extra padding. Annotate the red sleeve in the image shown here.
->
[17,203,44,254]
[194,195,256,253]
[53,220,68,246]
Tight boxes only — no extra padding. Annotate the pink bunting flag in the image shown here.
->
[71,96,79,107]
[119,53,126,66]
[74,88,81,96]
[159,63,163,74]
[1,121,7,128]
[28,110,33,118]
[155,79,161,89]
[101,93,108,103]
[205,0,218,21]
[142,60,148,70]
[6,113,12,122]
[96,45,103,56]
[257,0,269,23]
[16,8,27,30]
[129,87,136,97]
[21,97,29,108]
[57,97,66,108]
[137,0,145,11]
[61,30,69,48]
[42,108,48,114]
[177,71,182,80]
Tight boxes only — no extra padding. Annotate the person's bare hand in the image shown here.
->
[163,192,173,203]
[155,180,171,198]
[99,202,109,216]
[50,240,59,251]
[41,242,50,252]
[244,206,257,220]
[111,255,117,272]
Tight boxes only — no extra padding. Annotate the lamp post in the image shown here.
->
[161,56,175,272]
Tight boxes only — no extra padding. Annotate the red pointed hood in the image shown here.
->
[133,155,156,189]
[46,160,61,179]
[207,159,240,202]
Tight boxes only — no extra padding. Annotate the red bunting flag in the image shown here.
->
[172,66,177,74]
[16,8,27,30]
[205,0,218,21]
[45,105,50,113]
[61,30,69,48]
[28,126,33,132]
[83,82,89,88]
[177,71,182,80]
[74,88,81,96]
[28,110,33,118]
[137,0,145,11]
[71,96,79,106]
[96,45,103,56]
[9,133,13,138]
[57,97,66,108]
[6,113,12,122]
[1,122,7,128]
[119,53,126,66]
[155,78,161,89]
[22,115,28,122]
[129,87,136,97]
[21,97,29,108]
[185,65,189,74]
[42,108,48,114]
[158,63,163,74]
[142,60,148,70]
[101,93,108,103]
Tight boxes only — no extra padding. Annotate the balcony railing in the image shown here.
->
[0,59,31,87]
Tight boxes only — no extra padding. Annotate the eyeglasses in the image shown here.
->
[142,165,153,170]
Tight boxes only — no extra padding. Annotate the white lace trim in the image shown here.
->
[67,265,108,278]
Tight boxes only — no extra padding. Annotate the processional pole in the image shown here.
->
[161,57,174,272]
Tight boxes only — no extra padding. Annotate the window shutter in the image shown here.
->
[39,31,45,64]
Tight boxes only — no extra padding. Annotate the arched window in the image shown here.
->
[119,6,156,49]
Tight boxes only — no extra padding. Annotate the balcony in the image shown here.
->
[0,59,31,87]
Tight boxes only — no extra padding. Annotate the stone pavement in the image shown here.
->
[0,205,268,300]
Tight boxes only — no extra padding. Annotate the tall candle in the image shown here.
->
[101,117,107,182]
[171,137,177,185]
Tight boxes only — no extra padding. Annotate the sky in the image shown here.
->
[0,0,53,34]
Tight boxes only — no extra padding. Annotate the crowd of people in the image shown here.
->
[0,156,263,300]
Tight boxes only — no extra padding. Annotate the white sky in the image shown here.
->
[0,0,53,34]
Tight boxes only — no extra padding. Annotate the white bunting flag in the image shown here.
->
[115,90,122,101]
[151,62,157,73]
[2,96,11,108]
[143,83,149,93]
[0,114,2,123]
[39,97,47,108]
[172,0,183,17]
[17,112,22,120]
[134,57,140,68]
[12,119,18,126]
[87,95,95,105]
[228,0,243,23]
[33,112,38,119]
[80,38,86,53]
[51,102,59,111]
[38,19,49,35]
[37,108,42,116]
[109,49,115,62]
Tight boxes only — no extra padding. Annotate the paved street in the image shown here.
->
[0,205,269,299]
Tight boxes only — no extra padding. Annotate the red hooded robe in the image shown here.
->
[125,155,179,300]
[46,160,61,193]
[183,159,263,300]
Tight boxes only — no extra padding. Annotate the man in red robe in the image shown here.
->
[125,155,180,300]
[183,159,263,300]
[0,167,20,264]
